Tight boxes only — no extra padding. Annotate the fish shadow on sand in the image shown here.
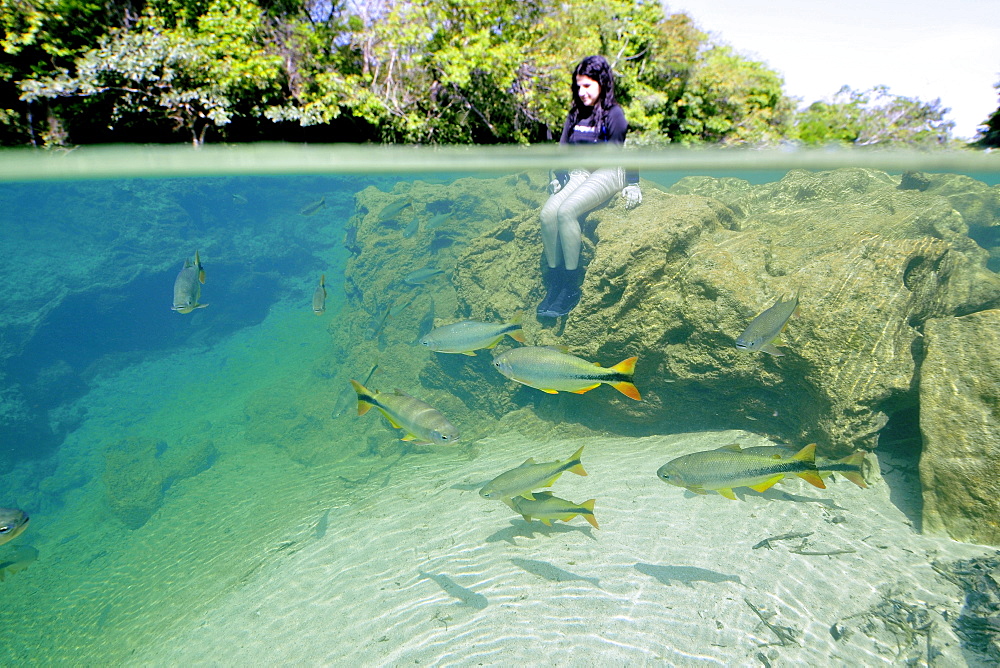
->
[418,571,488,610]
[485,519,597,545]
[511,557,600,588]
[635,562,741,588]
[679,487,845,508]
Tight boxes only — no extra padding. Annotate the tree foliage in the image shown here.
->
[0,0,966,147]
[793,85,955,147]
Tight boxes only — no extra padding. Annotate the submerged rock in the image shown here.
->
[442,168,1000,455]
[919,309,1000,546]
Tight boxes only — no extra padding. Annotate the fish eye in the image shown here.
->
[0,525,10,533]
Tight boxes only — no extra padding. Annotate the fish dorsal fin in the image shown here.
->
[532,491,554,500]
[717,444,742,452]
[518,457,536,467]
[790,443,817,463]
[543,344,570,353]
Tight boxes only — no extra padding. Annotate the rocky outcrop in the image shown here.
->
[417,168,1000,455]
[102,436,217,529]
[919,310,1000,545]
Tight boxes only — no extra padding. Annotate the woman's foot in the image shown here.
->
[537,268,581,318]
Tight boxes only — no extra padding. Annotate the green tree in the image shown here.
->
[794,85,954,147]
[18,0,285,145]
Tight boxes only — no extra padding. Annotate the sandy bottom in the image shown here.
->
[124,429,992,666]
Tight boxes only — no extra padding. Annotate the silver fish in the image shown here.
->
[403,268,444,286]
[312,274,327,315]
[735,288,801,356]
[171,251,208,314]
[0,507,29,546]
[351,379,459,445]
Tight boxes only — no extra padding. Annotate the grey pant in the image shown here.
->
[540,167,625,270]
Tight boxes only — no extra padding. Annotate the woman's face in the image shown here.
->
[576,75,601,107]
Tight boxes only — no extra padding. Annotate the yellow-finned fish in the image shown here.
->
[737,445,868,489]
[171,251,207,313]
[480,446,587,504]
[735,288,801,356]
[509,492,598,529]
[312,274,327,315]
[0,508,29,546]
[299,196,326,216]
[419,316,525,355]
[657,443,825,500]
[492,346,641,400]
[350,380,459,445]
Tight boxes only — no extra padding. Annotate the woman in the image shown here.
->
[537,55,642,319]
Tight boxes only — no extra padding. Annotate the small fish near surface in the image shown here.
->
[299,196,326,216]
[424,211,453,231]
[350,379,459,445]
[403,267,445,286]
[419,316,526,355]
[657,443,825,500]
[0,508,29,547]
[480,445,587,505]
[735,288,801,356]
[378,199,412,222]
[492,346,641,400]
[402,216,421,239]
[509,492,598,529]
[171,251,208,314]
[312,274,327,315]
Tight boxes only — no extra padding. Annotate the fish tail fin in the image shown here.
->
[610,381,641,401]
[507,313,527,342]
[609,356,638,377]
[194,251,205,283]
[567,445,588,476]
[320,274,325,287]
[350,379,375,416]
[836,451,869,488]
[608,356,641,400]
[581,499,599,529]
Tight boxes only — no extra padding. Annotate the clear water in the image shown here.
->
[0,145,997,664]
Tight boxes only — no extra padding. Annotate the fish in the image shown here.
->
[416,298,436,342]
[509,492,598,529]
[312,274,327,315]
[231,193,248,205]
[343,226,360,256]
[419,316,526,355]
[492,346,641,400]
[350,379,459,445]
[332,365,379,418]
[0,508,29,547]
[735,288,801,356]
[736,445,868,489]
[402,216,421,238]
[299,196,326,216]
[403,267,444,286]
[378,199,412,222]
[657,443,825,500]
[0,544,38,581]
[171,251,208,313]
[425,211,453,230]
[479,445,587,504]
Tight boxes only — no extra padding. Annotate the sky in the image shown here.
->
[664,0,1000,139]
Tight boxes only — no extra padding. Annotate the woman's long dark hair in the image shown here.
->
[566,55,617,136]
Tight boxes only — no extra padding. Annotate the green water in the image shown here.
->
[0,144,998,664]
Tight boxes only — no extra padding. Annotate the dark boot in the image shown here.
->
[540,268,582,318]
[536,267,564,317]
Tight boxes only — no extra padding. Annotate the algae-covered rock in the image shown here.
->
[919,310,1000,546]
[424,168,1000,455]
[102,436,217,529]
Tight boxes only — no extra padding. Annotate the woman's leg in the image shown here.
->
[555,167,625,270]
[540,170,590,268]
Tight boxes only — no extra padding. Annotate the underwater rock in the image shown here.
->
[919,309,1000,546]
[102,436,217,530]
[440,168,1000,454]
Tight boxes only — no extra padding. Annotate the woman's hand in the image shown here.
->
[622,184,642,209]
